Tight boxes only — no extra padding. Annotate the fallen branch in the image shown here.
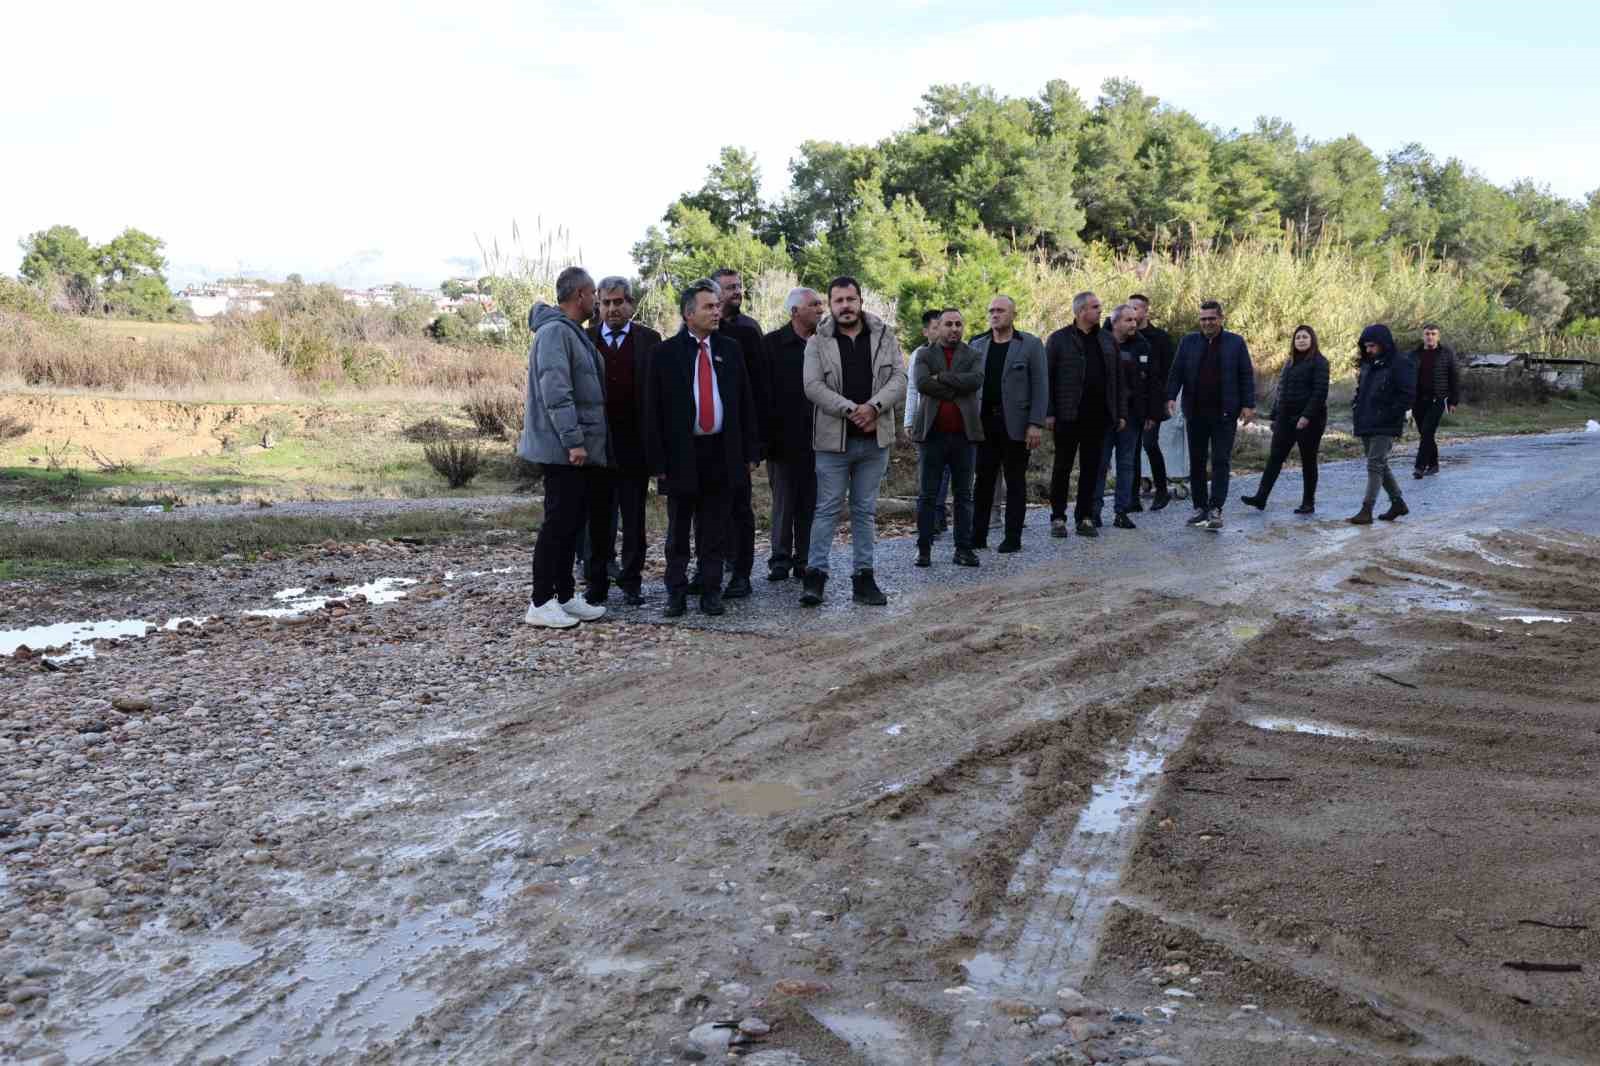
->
[1375,672,1419,690]
[1502,961,1582,973]
[1518,919,1590,931]
[1244,776,1292,783]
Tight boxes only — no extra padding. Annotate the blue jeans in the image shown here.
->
[1186,412,1238,512]
[1094,422,1139,517]
[917,431,975,549]
[808,436,890,576]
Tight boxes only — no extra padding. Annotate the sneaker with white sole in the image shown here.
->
[524,599,578,629]
[559,597,606,622]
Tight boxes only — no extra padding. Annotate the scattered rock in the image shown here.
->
[1035,1011,1065,1029]
[738,1016,771,1036]
[687,1022,733,1052]
[772,978,831,998]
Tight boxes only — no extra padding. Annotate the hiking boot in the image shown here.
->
[1075,519,1098,538]
[1186,509,1210,527]
[723,575,752,599]
[1240,494,1266,510]
[800,569,826,607]
[1347,506,1374,526]
[1378,499,1409,522]
[1150,489,1171,511]
[996,538,1022,553]
[915,543,932,568]
[953,548,979,567]
[663,590,687,618]
[1051,517,1069,538]
[1293,503,1315,516]
[700,589,725,615]
[1113,512,1136,530]
[1203,508,1225,530]
[852,570,888,606]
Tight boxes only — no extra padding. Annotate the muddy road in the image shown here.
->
[2,431,1598,1065]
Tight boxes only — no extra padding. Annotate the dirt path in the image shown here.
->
[2,431,1598,1065]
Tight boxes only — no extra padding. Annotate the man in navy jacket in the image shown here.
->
[1165,300,1255,530]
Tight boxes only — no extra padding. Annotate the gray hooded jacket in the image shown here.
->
[518,303,610,467]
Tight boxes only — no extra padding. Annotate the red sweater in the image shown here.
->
[934,347,965,433]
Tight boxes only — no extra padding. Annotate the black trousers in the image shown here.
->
[973,412,1029,544]
[532,463,613,606]
[1139,421,1168,493]
[666,437,733,594]
[690,468,755,581]
[1050,419,1105,523]
[611,469,649,591]
[1413,398,1445,471]
[1255,414,1326,506]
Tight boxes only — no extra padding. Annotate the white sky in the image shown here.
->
[4,1,1596,290]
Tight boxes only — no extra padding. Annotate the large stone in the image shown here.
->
[687,1022,733,1052]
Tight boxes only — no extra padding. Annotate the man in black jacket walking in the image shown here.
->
[1128,294,1174,510]
[762,287,822,582]
[1411,323,1459,479]
[1166,300,1256,531]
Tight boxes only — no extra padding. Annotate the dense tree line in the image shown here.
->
[633,77,1600,337]
[16,224,184,321]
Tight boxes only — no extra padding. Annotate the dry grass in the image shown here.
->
[463,385,525,439]
[423,438,484,487]
[0,413,30,442]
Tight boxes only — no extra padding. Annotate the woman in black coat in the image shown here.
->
[1241,325,1329,515]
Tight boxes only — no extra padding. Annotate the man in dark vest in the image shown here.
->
[644,279,760,617]
[585,277,662,605]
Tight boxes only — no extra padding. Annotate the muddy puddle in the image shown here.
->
[1247,716,1382,740]
[665,774,824,816]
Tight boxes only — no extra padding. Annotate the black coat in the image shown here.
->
[1412,344,1461,406]
[585,320,663,471]
[762,323,815,463]
[644,328,759,496]
[1045,324,1125,426]
[1352,326,1417,438]
[1270,351,1330,425]
[719,312,771,458]
[1139,325,1174,422]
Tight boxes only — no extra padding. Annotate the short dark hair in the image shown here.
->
[1128,293,1150,305]
[710,268,740,283]
[679,278,719,318]
[1422,322,1441,332]
[1199,299,1223,315]
[921,309,941,326]
[941,307,962,318]
[827,275,862,299]
[555,266,593,304]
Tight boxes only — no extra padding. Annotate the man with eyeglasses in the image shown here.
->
[1166,299,1255,530]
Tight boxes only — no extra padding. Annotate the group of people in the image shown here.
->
[518,266,1460,627]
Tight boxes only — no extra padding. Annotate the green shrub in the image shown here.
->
[423,438,483,488]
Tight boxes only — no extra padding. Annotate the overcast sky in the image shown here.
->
[4,0,1595,289]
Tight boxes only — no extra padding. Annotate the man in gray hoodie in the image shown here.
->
[518,266,612,629]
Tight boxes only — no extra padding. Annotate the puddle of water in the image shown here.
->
[1498,615,1572,625]
[0,616,208,661]
[950,699,1203,1048]
[247,577,419,618]
[1447,534,1531,570]
[443,566,517,580]
[581,954,654,977]
[668,775,822,816]
[1248,717,1377,740]
[811,1010,922,1065]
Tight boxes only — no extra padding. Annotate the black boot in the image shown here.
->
[700,588,725,615]
[800,569,826,607]
[915,543,932,567]
[723,575,752,599]
[1378,498,1409,521]
[852,570,888,606]
[1150,489,1171,511]
[664,590,687,617]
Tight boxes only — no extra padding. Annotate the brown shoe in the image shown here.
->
[1347,506,1374,526]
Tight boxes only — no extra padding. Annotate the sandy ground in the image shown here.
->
[1,431,1597,1065]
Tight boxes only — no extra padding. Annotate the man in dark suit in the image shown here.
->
[644,278,760,617]
[585,277,662,605]
[1166,299,1256,530]
[707,267,770,601]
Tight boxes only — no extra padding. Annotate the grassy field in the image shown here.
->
[78,317,212,345]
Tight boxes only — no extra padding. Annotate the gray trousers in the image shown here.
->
[1361,434,1402,507]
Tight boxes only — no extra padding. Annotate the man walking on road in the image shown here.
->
[1166,300,1255,531]
[909,308,983,569]
[1348,324,1416,525]
[644,279,760,617]
[709,268,770,601]
[520,267,611,629]
[904,308,951,536]
[800,276,907,607]
[1411,323,1459,479]
[1092,304,1146,530]
[585,277,662,606]
[1046,291,1121,538]
[763,287,823,582]
[970,295,1047,553]
[1128,294,1174,511]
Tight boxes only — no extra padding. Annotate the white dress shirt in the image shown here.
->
[601,322,631,349]
[690,331,724,435]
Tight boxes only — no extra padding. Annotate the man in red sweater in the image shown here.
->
[907,309,986,568]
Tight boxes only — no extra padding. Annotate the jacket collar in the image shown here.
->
[817,311,884,343]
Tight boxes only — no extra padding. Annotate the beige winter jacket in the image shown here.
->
[802,311,908,452]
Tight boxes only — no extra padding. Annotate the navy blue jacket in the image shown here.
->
[1352,324,1417,438]
[1166,329,1256,417]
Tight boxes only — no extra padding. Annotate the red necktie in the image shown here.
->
[696,338,715,433]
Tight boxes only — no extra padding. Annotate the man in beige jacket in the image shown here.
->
[800,275,907,607]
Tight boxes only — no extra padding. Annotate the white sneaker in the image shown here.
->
[524,600,578,629]
[559,597,606,622]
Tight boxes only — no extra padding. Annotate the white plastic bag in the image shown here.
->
[1159,391,1189,475]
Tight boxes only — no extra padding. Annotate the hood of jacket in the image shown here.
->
[530,302,570,333]
[1358,324,1398,359]
[816,311,886,343]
